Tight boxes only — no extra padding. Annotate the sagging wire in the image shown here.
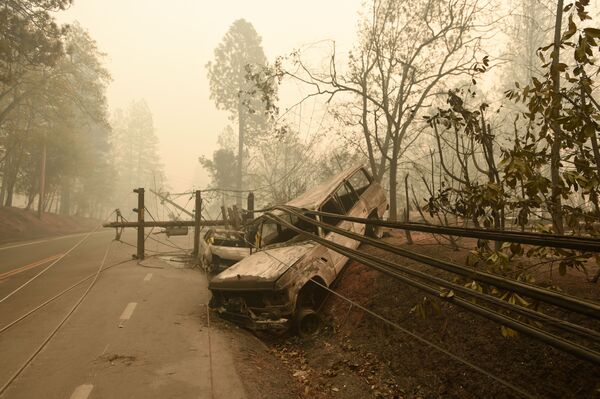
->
[0,258,132,335]
[0,238,115,396]
[144,206,189,252]
[233,222,538,399]
[115,211,187,255]
[115,236,179,255]
[275,207,600,320]
[0,211,115,304]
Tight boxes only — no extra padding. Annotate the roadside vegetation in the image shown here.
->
[0,1,165,219]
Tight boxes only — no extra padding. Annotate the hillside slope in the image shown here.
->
[0,207,102,244]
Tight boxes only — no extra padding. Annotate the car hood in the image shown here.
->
[208,242,315,290]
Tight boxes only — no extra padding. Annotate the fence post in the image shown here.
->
[193,190,202,256]
[133,188,145,259]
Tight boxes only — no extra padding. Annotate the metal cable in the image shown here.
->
[0,239,114,395]
[245,210,600,341]
[264,212,600,364]
[231,226,538,399]
[293,208,600,252]
[0,258,131,335]
[277,206,600,319]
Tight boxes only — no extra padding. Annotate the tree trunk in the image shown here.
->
[25,190,36,210]
[0,167,6,206]
[404,173,413,244]
[37,140,46,218]
[549,0,565,234]
[3,164,18,207]
[4,182,14,207]
[388,144,400,221]
[60,179,71,216]
[236,102,244,208]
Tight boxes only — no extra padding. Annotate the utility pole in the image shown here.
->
[247,191,254,221]
[134,188,145,260]
[150,189,194,218]
[193,190,202,256]
[37,140,47,219]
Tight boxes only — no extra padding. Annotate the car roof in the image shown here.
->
[284,164,365,210]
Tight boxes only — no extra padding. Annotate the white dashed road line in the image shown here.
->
[119,302,137,321]
[69,384,93,399]
[143,273,153,282]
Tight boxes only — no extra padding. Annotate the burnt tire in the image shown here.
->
[294,307,321,337]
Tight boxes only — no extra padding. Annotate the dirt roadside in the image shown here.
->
[254,231,600,399]
[0,207,101,244]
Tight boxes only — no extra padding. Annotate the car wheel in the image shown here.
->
[295,307,321,337]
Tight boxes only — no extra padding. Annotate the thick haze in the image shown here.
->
[58,0,361,192]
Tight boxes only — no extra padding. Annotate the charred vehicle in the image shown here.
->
[202,207,256,271]
[208,166,387,335]
[203,228,252,271]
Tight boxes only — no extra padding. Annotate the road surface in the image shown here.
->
[0,229,248,399]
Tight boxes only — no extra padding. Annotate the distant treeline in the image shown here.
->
[0,1,164,218]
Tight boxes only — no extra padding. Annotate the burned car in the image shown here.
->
[208,165,387,335]
[202,228,252,271]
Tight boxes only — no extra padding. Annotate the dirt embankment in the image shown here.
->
[0,207,101,244]
[268,232,600,399]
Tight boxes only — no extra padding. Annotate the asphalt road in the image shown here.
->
[0,229,247,399]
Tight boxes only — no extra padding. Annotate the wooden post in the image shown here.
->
[247,191,254,221]
[193,190,202,256]
[134,188,145,259]
[230,206,240,229]
[221,205,229,228]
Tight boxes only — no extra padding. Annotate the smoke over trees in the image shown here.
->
[110,100,166,208]
[0,3,165,219]
[206,18,277,206]
[0,7,114,217]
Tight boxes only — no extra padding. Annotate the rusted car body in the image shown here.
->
[208,165,387,334]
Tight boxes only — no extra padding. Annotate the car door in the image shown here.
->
[321,182,364,273]
[349,168,387,217]
[345,171,371,236]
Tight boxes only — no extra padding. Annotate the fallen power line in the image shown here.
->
[277,206,600,319]
[237,222,538,399]
[264,209,600,365]
[296,208,600,252]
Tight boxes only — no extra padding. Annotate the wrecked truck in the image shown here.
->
[208,165,387,335]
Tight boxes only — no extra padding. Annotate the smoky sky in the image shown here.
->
[57,0,362,192]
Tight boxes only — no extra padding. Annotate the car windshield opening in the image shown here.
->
[320,196,345,233]
[260,213,318,247]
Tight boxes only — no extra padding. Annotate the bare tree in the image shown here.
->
[278,0,484,220]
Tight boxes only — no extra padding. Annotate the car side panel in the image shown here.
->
[210,245,252,261]
[360,181,388,217]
